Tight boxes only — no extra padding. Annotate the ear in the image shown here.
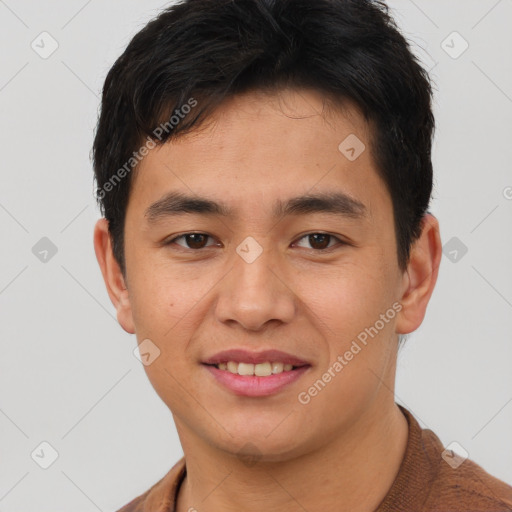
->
[93,218,135,334]
[396,213,442,335]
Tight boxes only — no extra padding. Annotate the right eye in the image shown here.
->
[164,233,219,250]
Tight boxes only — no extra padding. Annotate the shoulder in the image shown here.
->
[114,457,187,512]
[421,429,512,511]
[380,406,512,512]
[116,489,150,512]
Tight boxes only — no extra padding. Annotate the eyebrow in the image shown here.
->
[144,190,367,224]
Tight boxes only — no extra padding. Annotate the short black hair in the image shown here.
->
[92,0,435,279]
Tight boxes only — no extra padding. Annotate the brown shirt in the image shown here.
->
[116,405,512,511]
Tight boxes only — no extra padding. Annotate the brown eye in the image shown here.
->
[184,234,209,249]
[295,233,343,251]
[308,234,330,250]
[168,233,215,249]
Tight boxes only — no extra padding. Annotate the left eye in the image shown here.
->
[294,233,343,251]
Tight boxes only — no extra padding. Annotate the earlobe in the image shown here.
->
[395,214,442,335]
[93,218,136,334]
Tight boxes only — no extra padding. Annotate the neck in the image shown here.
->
[174,397,409,512]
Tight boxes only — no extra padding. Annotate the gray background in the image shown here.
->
[0,0,511,510]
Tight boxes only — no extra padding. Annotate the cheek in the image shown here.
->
[128,262,197,331]
[298,258,399,387]
[298,261,386,331]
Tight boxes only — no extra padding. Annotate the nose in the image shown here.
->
[214,243,296,332]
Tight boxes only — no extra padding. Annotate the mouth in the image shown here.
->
[202,348,310,368]
[203,361,309,376]
[201,349,312,397]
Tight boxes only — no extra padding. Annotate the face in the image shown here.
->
[95,88,439,461]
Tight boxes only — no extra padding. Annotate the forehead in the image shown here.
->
[127,88,390,225]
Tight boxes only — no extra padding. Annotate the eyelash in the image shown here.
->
[164,232,347,252]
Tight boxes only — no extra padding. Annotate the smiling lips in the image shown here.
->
[202,348,311,396]
[216,361,294,376]
[203,348,310,366]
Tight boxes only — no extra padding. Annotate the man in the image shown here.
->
[92,0,512,510]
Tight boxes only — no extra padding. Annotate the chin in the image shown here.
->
[214,433,310,465]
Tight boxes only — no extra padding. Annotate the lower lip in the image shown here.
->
[203,364,311,397]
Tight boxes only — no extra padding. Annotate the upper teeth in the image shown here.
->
[216,361,294,376]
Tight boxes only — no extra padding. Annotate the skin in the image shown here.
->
[94,88,442,512]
